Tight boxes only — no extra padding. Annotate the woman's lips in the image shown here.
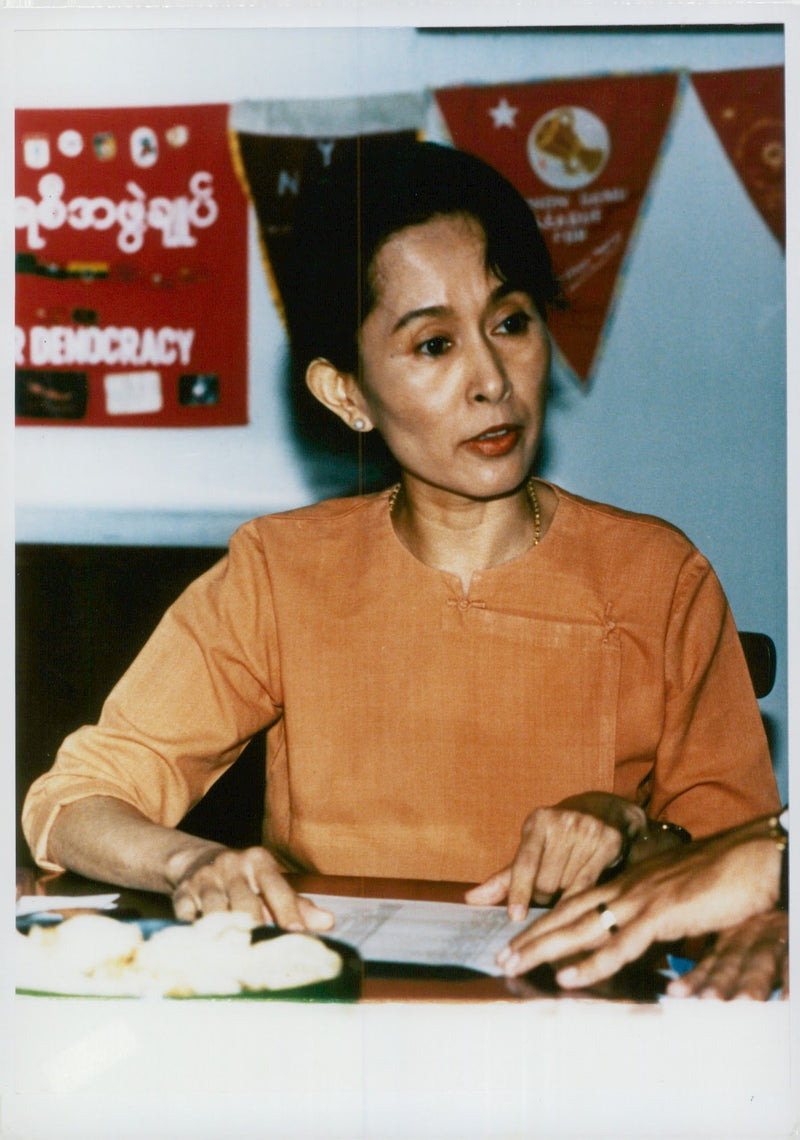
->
[463,425,521,457]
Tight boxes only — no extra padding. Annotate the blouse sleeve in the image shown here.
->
[646,550,781,836]
[22,521,282,871]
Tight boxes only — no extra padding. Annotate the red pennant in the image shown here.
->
[15,104,249,427]
[435,74,679,384]
[691,67,784,248]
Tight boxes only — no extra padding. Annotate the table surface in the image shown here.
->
[13,870,795,1140]
[16,866,666,1004]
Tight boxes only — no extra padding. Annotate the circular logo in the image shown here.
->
[57,129,84,158]
[734,117,784,188]
[527,106,610,190]
[130,126,158,168]
[166,124,190,148]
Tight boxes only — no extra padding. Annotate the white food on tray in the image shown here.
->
[17,911,343,997]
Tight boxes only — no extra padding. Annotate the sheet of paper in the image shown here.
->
[16,894,120,917]
[306,894,547,977]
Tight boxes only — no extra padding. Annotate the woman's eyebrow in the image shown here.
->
[490,282,526,303]
[391,305,450,334]
[390,286,527,334]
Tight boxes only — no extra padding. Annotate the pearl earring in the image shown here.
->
[353,418,366,431]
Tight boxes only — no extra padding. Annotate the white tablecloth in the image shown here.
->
[6,994,796,1139]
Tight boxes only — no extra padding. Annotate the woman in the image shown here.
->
[22,140,780,931]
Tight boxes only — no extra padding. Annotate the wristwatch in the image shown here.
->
[602,815,691,880]
[638,818,692,846]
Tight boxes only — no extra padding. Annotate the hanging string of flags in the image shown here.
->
[14,67,784,425]
[233,65,783,391]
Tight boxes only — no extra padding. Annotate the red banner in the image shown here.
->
[691,67,784,248]
[435,74,679,384]
[15,104,248,426]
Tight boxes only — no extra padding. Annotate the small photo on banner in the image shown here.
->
[229,94,427,325]
[15,103,248,427]
[691,67,784,249]
[434,73,680,385]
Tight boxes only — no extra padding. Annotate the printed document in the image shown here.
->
[306,893,548,976]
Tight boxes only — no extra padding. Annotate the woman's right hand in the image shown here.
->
[170,845,335,932]
[48,798,335,934]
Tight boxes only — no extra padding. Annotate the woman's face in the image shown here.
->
[352,213,550,504]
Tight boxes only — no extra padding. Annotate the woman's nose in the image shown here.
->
[467,335,510,404]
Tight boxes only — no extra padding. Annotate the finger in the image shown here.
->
[667,953,716,998]
[559,828,624,899]
[190,880,230,916]
[554,823,610,896]
[499,901,619,976]
[298,896,335,932]
[730,957,783,1002]
[464,868,512,907]
[722,936,787,1001]
[226,876,272,924]
[553,921,655,989]
[172,883,202,922]
[251,865,309,931]
[529,834,571,905]
[500,885,615,958]
[507,826,547,918]
[559,847,616,900]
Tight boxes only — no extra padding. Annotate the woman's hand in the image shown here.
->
[48,797,334,933]
[170,845,335,932]
[465,793,643,919]
[667,911,788,1001]
[495,816,783,987]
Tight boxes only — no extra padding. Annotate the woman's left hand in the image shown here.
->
[667,911,789,1001]
[464,793,641,920]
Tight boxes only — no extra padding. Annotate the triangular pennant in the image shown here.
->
[434,73,680,384]
[229,95,426,325]
[691,66,784,248]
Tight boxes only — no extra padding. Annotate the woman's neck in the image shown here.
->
[390,479,553,593]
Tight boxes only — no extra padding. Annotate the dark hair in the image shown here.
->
[283,138,559,473]
[284,137,559,378]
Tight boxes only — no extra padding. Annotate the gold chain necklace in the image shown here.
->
[388,478,541,546]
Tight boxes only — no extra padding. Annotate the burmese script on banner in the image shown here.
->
[434,74,680,384]
[691,66,784,249]
[15,104,249,427]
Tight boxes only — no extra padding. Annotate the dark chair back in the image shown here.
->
[739,632,777,699]
[16,543,266,866]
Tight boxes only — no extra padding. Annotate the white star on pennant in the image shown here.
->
[488,98,518,129]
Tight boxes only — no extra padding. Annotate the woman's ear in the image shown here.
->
[305,359,373,432]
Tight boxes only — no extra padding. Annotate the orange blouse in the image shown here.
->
[23,484,780,882]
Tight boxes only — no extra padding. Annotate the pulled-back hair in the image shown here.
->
[284,137,559,379]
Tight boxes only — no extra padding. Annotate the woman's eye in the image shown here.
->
[417,336,451,357]
[497,310,532,335]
